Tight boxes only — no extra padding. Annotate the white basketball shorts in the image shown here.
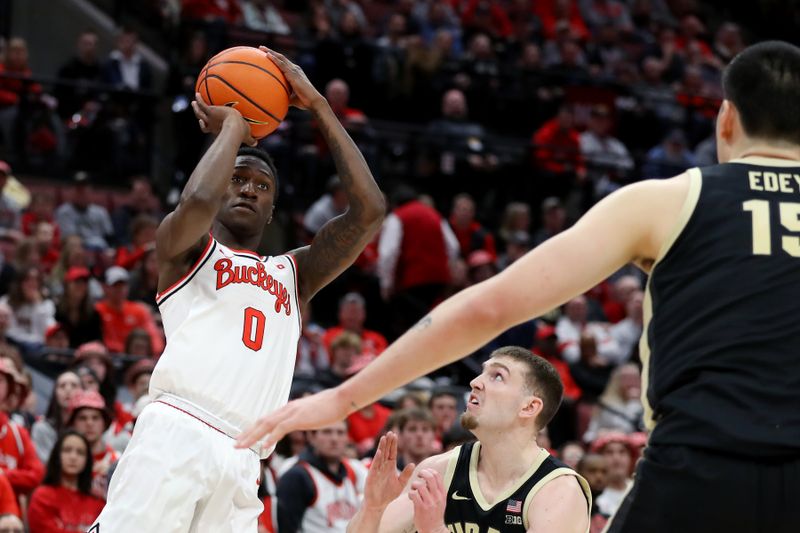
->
[89,398,262,532]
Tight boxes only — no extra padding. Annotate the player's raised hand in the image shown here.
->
[236,387,349,451]
[259,46,324,111]
[191,93,256,146]
[409,469,448,533]
[363,432,416,511]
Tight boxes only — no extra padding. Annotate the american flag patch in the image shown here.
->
[507,499,522,513]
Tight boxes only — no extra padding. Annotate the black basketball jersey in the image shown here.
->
[443,442,590,533]
[644,158,800,458]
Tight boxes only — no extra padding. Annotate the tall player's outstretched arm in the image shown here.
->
[262,48,385,303]
[237,174,689,450]
[156,99,255,263]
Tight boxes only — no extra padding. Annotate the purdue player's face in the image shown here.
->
[463,357,536,433]
[218,160,276,234]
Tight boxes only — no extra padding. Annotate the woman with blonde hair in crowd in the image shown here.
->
[497,201,531,250]
[583,363,643,443]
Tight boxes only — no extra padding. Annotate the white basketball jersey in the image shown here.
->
[299,459,367,532]
[150,236,301,452]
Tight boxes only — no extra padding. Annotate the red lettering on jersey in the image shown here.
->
[214,258,292,315]
[326,501,358,525]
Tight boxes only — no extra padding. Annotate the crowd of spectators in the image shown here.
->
[0,0,751,531]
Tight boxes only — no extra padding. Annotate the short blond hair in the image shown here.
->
[330,331,362,352]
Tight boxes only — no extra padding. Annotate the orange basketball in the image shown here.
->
[195,46,290,139]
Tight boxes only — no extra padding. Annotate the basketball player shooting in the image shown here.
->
[91,49,385,532]
[240,41,800,532]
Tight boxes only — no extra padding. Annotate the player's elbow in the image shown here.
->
[352,195,386,233]
[463,284,506,332]
[365,194,387,228]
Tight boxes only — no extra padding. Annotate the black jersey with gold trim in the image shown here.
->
[645,159,800,458]
[442,442,590,533]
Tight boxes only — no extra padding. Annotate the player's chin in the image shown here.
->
[460,412,479,430]
[230,204,259,217]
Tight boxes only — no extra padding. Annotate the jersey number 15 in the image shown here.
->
[742,200,800,256]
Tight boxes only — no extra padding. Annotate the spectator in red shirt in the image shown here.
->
[378,186,460,339]
[0,359,44,498]
[322,292,387,364]
[327,78,368,132]
[447,193,496,260]
[532,104,586,200]
[21,190,59,241]
[27,430,105,533]
[0,37,42,108]
[602,275,641,324]
[534,0,590,41]
[30,221,59,274]
[460,0,513,40]
[95,266,164,355]
[314,79,369,160]
[67,390,118,500]
[0,38,49,159]
[347,401,392,456]
[181,0,241,24]
[113,214,157,271]
[532,324,581,447]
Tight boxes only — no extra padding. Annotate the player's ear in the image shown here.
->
[520,395,543,421]
[717,100,737,143]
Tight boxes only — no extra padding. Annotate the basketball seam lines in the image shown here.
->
[203,74,212,105]
[203,74,283,123]
[204,60,291,98]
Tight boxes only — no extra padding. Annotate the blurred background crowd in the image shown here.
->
[0,0,791,531]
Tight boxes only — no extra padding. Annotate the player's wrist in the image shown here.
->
[308,97,331,116]
[222,114,249,139]
[362,501,390,513]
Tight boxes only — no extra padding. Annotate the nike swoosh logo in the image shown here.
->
[451,491,471,501]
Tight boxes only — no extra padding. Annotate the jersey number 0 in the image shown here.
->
[242,307,266,351]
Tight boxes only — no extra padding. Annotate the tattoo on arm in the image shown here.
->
[413,315,433,331]
[293,106,382,301]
